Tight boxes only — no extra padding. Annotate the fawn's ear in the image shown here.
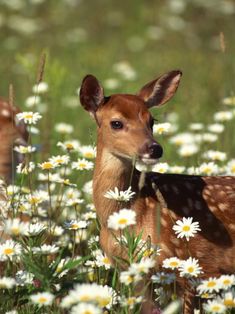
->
[137,70,182,108]
[80,75,104,117]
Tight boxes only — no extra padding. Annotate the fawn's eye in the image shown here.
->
[110,120,124,130]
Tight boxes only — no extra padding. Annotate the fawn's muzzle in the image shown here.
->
[139,141,163,164]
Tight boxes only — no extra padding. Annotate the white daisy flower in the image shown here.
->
[79,145,96,159]
[178,143,199,157]
[152,162,170,173]
[201,133,218,143]
[107,208,136,230]
[0,240,22,261]
[0,277,16,289]
[49,155,70,166]
[153,122,171,135]
[120,270,142,285]
[220,291,235,307]
[72,158,94,171]
[207,123,224,134]
[30,292,54,307]
[189,123,204,131]
[204,299,226,313]
[162,257,182,270]
[2,218,28,236]
[151,272,176,285]
[130,257,155,274]
[169,165,186,174]
[64,220,87,230]
[169,132,195,146]
[57,140,81,151]
[55,123,74,134]
[214,111,233,122]
[32,244,59,255]
[225,159,235,175]
[32,82,48,94]
[15,270,34,286]
[203,150,227,162]
[197,277,222,294]
[71,303,101,314]
[104,78,120,90]
[198,162,219,175]
[16,162,35,174]
[179,257,203,277]
[120,296,143,309]
[25,95,41,107]
[104,186,135,202]
[16,111,42,124]
[218,274,235,290]
[25,222,47,236]
[38,161,57,170]
[94,251,112,270]
[14,145,36,154]
[223,96,235,106]
[173,217,201,241]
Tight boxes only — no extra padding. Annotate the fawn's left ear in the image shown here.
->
[137,70,182,108]
[79,75,104,118]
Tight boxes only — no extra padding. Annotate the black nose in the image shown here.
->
[149,143,163,159]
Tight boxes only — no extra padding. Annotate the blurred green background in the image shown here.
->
[0,0,235,161]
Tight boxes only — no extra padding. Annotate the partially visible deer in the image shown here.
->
[79,71,235,313]
[0,99,28,184]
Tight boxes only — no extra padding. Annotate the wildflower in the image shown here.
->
[55,123,74,134]
[201,133,218,143]
[16,111,42,124]
[32,82,48,94]
[170,132,194,146]
[130,257,155,274]
[83,180,93,194]
[151,271,176,285]
[95,251,112,270]
[66,198,84,206]
[178,143,199,157]
[203,150,227,162]
[104,186,135,202]
[113,61,137,80]
[52,258,70,278]
[15,270,34,286]
[65,220,87,230]
[82,211,96,220]
[220,291,235,307]
[173,217,201,241]
[79,145,96,159]
[152,162,170,173]
[57,140,80,151]
[162,257,182,270]
[25,191,48,205]
[107,209,136,230]
[38,161,57,170]
[71,303,101,314]
[197,277,222,294]
[0,240,22,261]
[204,299,226,313]
[25,222,47,236]
[104,78,120,90]
[214,111,233,122]
[16,161,35,174]
[225,159,235,175]
[218,275,235,290]
[169,165,185,174]
[198,162,219,175]
[30,292,54,307]
[179,257,203,277]
[189,123,204,131]
[32,244,59,255]
[14,145,36,154]
[120,270,142,285]
[72,158,94,170]
[2,218,27,236]
[223,96,235,106]
[25,95,41,107]
[153,122,171,134]
[0,277,16,289]
[49,155,70,166]
[38,172,61,182]
[207,123,224,133]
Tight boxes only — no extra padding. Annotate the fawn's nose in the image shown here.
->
[148,142,163,159]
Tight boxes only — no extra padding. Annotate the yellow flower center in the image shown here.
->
[84,152,94,158]
[78,163,86,168]
[224,299,234,307]
[102,257,110,264]
[127,297,135,305]
[223,279,231,286]
[97,296,111,307]
[231,165,235,173]
[55,159,64,164]
[187,266,194,273]
[118,218,128,225]
[170,261,179,267]
[70,224,78,229]
[84,311,92,314]
[182,225,190,232]
[212,305,220,311]
[207,281,216,288]
[11,227,20,235]
[38,297,47,303]
[66,143,74,149]
[79,295,91,302]
[29,197,40,204]
[42,162,53,169]
[4,248,14,255]
[25,114,33,119]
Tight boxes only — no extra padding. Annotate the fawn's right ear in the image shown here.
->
[79,75,104,118]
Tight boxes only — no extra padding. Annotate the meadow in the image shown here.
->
[0,0,235,313]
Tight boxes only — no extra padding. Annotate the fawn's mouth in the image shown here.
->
[139,156,159,165]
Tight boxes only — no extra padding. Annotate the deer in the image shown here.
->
[79,70,235,313]
[0,99,28,184]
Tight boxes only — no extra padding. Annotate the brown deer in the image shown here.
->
[79,71,235,313]
[0,99,28,184]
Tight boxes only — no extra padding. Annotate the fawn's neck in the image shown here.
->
[0,131,15,183]
[93,137,136,226]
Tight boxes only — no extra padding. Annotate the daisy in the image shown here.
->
[173,217,201,241]
[201,133,218,143]
[49,155,70,166]
[15,270,34,286]
[121,296,143,309]
[2,218,27,236]
[71,303,101,314]
[0,240,22,261]
[104,186,135,202]
[218,274,235,290]
[107,208,136,230]
[38,161,57,170]
[120,270,142,285]
[25,222,47,236]
[16,161,35,174]
[204,299,226,313]
[64,220,87,230]
[72,158,94,170]
[197,277,222,294]
[32,82,48,94]
[223,96,235,106]
[207,123,224,134]
[25,95,41,107]
[225,159,235,175]
[79,145,96,159]
[32,244,59,255]
[14,145,36,154]
[152,162,170,173]
[16,111,42,124]
[178,143,199,157]
[55,123,74,134]
[203,150,227,162]
[220,291,235,307]
[189,123,204,131]
[57,140,81,151]
[94,251,112,270]
[214,111,233,122]
[162,257,182,270]
[130,257,155,274]
[169,165,185,174]
[179,257,203,277]
[0,277,16,289]
[151,272,176,285]
[169,132,195,146]
[153,122,171,134]
[30,292,54,307]
[198,162,219,175]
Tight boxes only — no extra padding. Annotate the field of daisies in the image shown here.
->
[0,1,235,314]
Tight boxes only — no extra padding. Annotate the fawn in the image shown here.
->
[0,99,28,183]
[79,71,235,313]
